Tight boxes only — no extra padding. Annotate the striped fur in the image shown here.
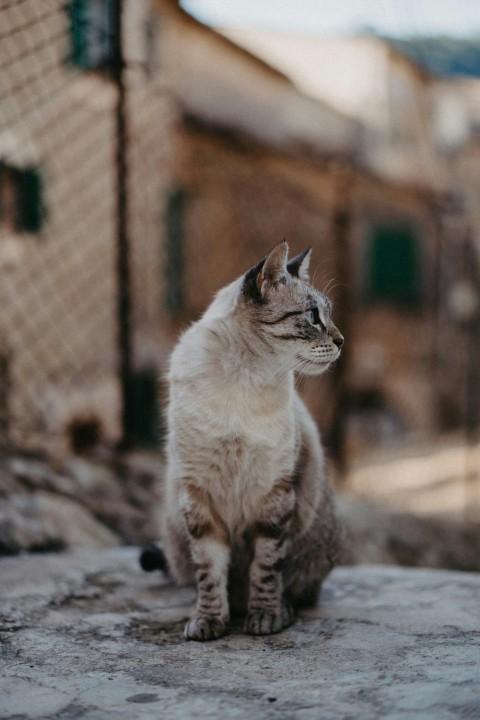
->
[161,241,344,641]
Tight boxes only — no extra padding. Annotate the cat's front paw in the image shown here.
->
[244,604,294,636]
[184,615,226,641]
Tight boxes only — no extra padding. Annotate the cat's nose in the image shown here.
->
[333,334,344,349]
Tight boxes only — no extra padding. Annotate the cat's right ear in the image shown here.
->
[242,241,289,303]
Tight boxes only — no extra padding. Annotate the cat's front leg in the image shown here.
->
[245,480,295,635]
[180,483,230,641]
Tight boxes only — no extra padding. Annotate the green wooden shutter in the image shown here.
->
[17,167,45,233]
[132,368,161,448]
[69,0,89,68]
[365,223,422,307]
[164,188,185,316]
[68,0,114,71]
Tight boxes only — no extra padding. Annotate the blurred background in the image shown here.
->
[1,0,480,565]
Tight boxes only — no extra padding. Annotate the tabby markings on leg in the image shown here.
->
[245,481,295,635]
[181,483,230,641]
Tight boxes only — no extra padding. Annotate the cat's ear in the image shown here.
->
[242,241,289,303]
[258,240,289,290]
[287,247,311,281]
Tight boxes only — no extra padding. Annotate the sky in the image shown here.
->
[181,0,480,37]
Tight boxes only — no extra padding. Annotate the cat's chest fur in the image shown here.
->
[168,324,298,530]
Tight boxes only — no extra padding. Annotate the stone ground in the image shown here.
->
[1,548,479,720]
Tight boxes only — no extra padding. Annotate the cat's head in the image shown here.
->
[240,240,343,376]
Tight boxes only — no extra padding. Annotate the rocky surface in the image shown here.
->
[2,451,480,573]
[1,548,479,720]
[0,452,163,554]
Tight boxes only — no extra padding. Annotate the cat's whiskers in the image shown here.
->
[311,259,331,287]
[322,276,339,297]
[266,354,306,384]
[293,358,315,386]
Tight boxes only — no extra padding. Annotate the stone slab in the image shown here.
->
[1,549,479,720]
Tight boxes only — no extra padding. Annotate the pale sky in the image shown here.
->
[181,0,480,37]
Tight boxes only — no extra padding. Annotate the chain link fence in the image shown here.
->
[2,0,479,508]
[0,0,345,457]
[0,0,173,452]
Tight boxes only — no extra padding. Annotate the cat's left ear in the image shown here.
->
[287,247,311,281]
[258,240,289,291]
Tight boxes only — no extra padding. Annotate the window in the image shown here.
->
[164,188,185,316]
[0,163,45,234]
[68,0,115,72]
[364,222,422,308]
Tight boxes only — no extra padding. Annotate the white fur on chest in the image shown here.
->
[167,318,298,532]
[168,376,296,532]
[168,377,295,532]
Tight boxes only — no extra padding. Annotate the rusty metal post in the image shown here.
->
[111,0,136,448]
[329,166,354,479]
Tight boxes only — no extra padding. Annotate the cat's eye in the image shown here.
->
[306,309,316,324]
[306,307,325,331]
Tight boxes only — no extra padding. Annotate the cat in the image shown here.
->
[145,241,344,641]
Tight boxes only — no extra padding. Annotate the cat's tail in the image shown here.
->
[139,544,169,573]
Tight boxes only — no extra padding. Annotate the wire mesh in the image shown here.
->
[0,0,172,451]
[0,0,342,453]
[1,0,478,506]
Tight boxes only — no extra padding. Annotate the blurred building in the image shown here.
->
[205,27,480,456]
[0,0,174,448]
[1,0,479,458]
